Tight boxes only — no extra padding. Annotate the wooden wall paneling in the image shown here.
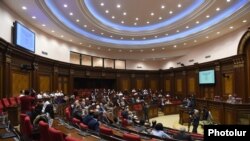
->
[38,74,51,93]
[11,71,30,97]
[208,102,224,124]
[233,57,246,101]
[135,79,143,90]
[222,72,233,98]
[224,107,236,124]
[214,65,222,97]
[3,53,12,97]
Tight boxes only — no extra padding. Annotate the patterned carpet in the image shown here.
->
[149,114,204,134]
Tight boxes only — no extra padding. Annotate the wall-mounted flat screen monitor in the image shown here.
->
[199,69,215,84]
[13,21,35,52]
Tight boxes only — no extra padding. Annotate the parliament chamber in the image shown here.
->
[0,0,250,141]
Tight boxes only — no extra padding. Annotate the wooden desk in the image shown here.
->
[6,106,20,126]
[196,99,250,124]
[179,107,191,125]
[52,120,99,141]
[0,128,16,141]
[162,103,181,115]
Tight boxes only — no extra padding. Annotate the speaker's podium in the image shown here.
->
[6,105,20,126]
[179,106,192,125]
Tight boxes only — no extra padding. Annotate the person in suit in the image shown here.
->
[191,109,200,133]
[151,123,172,139]
[173,127,193,141]
[87,112,100,131]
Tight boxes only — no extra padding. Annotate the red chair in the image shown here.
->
[99,126,113,135]
[79,123,88,131]
[2,98,11,108]
[39,121,49,141]
[72,118,81,126]
[15,96,21,104]
[121,118,128,127]
[65,136,83,141]
[9,97,17,106]
[20,114,27,134]
[24,116,33,139]
[65,110,71,123]
[48,127,65,141]
[123,133,141,141]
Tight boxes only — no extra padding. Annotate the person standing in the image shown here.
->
[191,109,200,133]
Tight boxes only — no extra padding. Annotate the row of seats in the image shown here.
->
[0,97,20,111]
[20,113,81,141]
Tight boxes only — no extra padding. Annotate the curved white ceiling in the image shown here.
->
[2,0,250,60]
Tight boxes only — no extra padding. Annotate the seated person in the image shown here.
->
[151,123,171,139]
[87,112,100,131]
[201,106,213,125]
[173,127,193,141]
[82,110,94,124]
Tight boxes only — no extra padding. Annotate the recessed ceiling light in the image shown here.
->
[60,35,64,38]
[146,21,150,24]
[154,36,158,38]
[194,40,197,42]
[134,22,137,25]
[105,10,109,13]
[119,49,122,52]
[169,11,173,14]
[196,21,200,24]
[129,50,133,52]
[70,39,72,42]
[121,21,124,24]
[158,17,162,20]
[22,6,27,10]
[242,20,247,23]
[206,36,209,39]
[76,19,80,22]
[101,32,104,35]
[177,4,182,8]
[120,37,123,39]
[165,33,168,36]
[42,24,46,27]
[69,12,73,16]
[100,3,104,6]
[143,37,146,40]
[88,45,91,48]
[227,0,231,2]
[91,29,95,32]
[131,38,134,40]
[176,30,180,33]
[162,47,165,50]
[108,49,111,51]
[32,16,36,19]
[83,24,87,28]
[173,45,177,48]
[163,58,166,60]
[123,12,127,15]
[51,30,55,33]
[150,12,154,16]
[186,26,189,29]
[216,7,220,11]
[135,17,139,21]
[217,31,220,34]
[63,4,68,8]
[206,15,210,18]
[80,43,82,45]
[229,26,234,29]
[161,5,165,9]
[152,48,155,51]
[140,49,144,52]
[117,4,121,8]
[183,43,187,45]
[110,35,113,38]
[112,16,115,19]
[98,47,101,50]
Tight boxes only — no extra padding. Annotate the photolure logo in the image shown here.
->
[204,125,250,141]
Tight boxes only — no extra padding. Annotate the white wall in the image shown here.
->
[160,27,247,69]
[0,2,247,70]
